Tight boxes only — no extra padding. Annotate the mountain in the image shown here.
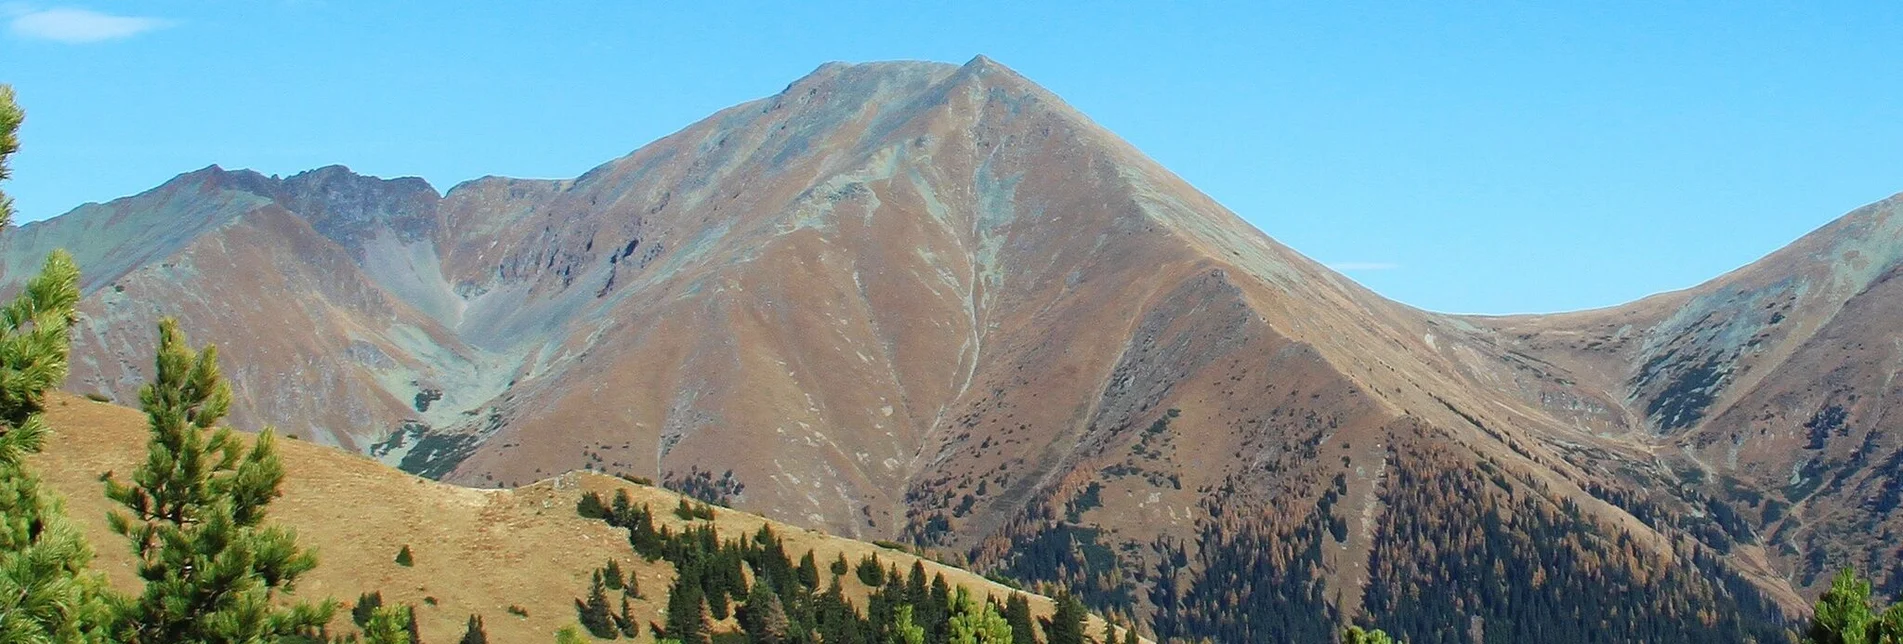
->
[31,392,1118,642]
[8,54,1896,640]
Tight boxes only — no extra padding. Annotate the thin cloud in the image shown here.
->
[1326,261,1401,272]
[8,7,172,43]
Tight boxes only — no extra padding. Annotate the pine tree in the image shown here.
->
[1042,590,1086,644]
[740,577,790,644]
[857,554,886,587]
[1342,625,1399,644]
[105,318,335,643]
[1100,617,1116,644]
[458,614,489,644]
[1004,594,1037,644]
[666,565,711,644]
[0,83,24,227]
[616,595,640,638]
[0,250,112,642]
[949,590,1013,644]
[361,605,414,644]
[353,591,386,628]
[798,551,820,590]
[577,568,618,638]
[1122,623,1137,644]
[1810,569,1876,644]
[604,559,625,590]
[893,605,926,644]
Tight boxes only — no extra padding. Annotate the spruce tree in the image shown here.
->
[0,250,112,642]
[458,614,489,644]
[1041,590,1086,644]
[353,591,386,628]
[856,554,885,587]
[577,569,618,638]
[1004,594,1037,644]
[665,564,711,644]
[1122,623,1137,644]
[105,318,334,643]
[798,551,820,590]
[740,576,791,644]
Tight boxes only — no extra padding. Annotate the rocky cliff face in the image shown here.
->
[8,55,1893,639]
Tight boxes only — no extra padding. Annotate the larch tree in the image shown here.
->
[0,248,113,642]
[105,318,334,643]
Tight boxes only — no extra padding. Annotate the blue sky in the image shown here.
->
[3,2,1899,314]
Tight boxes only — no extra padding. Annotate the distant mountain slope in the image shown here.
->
[31,392,1107,642]
[12,55,1893,640]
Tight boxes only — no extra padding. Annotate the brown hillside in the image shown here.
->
[30,392,1119,643]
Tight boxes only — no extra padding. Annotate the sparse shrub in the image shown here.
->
[506,604,529,618]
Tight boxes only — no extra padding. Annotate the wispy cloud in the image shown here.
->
[1326,262,1402,272]
[7,6,172,43]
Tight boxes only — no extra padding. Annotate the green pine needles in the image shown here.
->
[104,318,335,642]
[0,250,113,643]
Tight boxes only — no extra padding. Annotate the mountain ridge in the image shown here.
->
[8,55,1893,640]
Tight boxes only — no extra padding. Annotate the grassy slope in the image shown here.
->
[31,393,1122,643]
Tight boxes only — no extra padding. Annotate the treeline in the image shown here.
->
[575,487,1143,644]
[1357,438,1789,644]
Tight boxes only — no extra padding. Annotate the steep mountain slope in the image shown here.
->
[7,55,1887,640]
[1478,193,1903,601]
[31,392,1110,642]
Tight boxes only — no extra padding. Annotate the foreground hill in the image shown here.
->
[30,392,1112,642]
[8,55,1894,640]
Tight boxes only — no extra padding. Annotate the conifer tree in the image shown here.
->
[1341,625,1399,644]
[604,559,625,590]
[616,595,639,638]
[1809,569,1876,644]
[1100,618,1116,644]
[798,551,820,590]
[856,554,886,587]
[577,568,618,638]
[740,574,790,644]
[0,83,24,227]
[665,566,711,644]
[1041,590,1086,644]
[458,614,489,644]
[949,590,1013,644]
[360,605,414,644]
[1122,623,1137,644]
[353,591,386,628]
[0,250,112,642]
[893,605,926,644]
[105,318,334,643]
[1004,594,1037,644]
